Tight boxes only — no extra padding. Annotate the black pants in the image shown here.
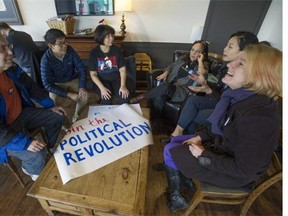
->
[9,107,65,147]
[147,82,176,113]
[95,75,129,105]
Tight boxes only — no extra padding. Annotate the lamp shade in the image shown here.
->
[115,0,132,12]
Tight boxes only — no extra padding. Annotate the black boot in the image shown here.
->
[179,173,194,191]
[164,164,188,212]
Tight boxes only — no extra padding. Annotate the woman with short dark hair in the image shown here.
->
[89,25,129,105]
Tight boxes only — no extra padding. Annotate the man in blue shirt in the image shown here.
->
[41,29,88,123]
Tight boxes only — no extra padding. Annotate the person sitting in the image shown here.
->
[89,24,129,105]
[162,31,259,144]
[0,34,66,181]
[0,22,39,75]
[163,43,282,212]
[130,40,210,114]
[41,29,88,123]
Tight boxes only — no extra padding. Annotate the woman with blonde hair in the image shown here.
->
[162,44,282,212]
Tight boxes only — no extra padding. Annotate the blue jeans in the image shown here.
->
[7,149,46,175]
[178,92,220,134]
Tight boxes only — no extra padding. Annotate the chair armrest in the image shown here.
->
[147,69,164,89]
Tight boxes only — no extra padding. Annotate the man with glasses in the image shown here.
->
[0,22,39,75]
[0,34,66,181]
[41,29,88,123]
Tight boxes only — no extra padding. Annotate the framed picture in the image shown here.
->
[54,0,114,16]
[0,0,23,25]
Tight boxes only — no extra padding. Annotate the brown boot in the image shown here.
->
[129,93,147,104]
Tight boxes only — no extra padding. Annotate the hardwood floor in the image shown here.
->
[0,96,282,216]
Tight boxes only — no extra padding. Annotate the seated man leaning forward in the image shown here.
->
[0,34,66,181]
[163,43,282,212]
[41,29,88,123]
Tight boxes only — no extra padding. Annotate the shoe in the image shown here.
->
[21,167,39,181]
[129,94,146,104]
[72,114,79,123]
[160,136,173,144]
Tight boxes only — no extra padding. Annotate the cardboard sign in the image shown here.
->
[54,104,153,184]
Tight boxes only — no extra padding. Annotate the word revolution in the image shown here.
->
[59,119,151,166]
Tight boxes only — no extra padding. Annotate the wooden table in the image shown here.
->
[27,108,150,216]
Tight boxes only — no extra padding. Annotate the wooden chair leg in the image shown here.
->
[240,172,282,216]
[183,187,204,216]
[6,158,25,188]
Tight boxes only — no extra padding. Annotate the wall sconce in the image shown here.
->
[115,0,132,35]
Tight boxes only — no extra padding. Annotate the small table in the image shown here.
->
[27,108,150,216]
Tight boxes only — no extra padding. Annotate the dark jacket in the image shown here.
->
[41,46,87,97]
[7,29,39,70]
[170,94,280,190]
[0,65,54,163]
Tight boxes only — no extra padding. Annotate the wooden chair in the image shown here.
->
[2,157,26,188]
[1,127,47,187]
[183,151,282,216]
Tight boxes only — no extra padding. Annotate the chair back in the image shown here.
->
[30,48,47,88]
[125,55,137,96]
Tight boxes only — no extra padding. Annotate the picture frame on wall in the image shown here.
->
[0,0,23,25]
[54,0,115,16]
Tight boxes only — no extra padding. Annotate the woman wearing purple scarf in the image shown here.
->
[163,44,282,212]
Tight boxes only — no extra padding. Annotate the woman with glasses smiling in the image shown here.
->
[41,28,88,123]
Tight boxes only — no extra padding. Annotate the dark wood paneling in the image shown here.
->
[123,42,192,69]
[35,41,214,70]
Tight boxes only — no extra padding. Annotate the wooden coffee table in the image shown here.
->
[27,108,150,216]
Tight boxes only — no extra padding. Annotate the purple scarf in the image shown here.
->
[207,87,255,135]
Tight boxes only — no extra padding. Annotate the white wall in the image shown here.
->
[11,0,282,49]
[257,0,282,50]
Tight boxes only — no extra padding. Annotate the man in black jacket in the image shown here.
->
[0,22,39,75]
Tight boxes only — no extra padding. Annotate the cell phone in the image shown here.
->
[188,69,199,76]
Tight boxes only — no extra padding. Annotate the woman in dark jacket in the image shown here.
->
[163,44,282,212]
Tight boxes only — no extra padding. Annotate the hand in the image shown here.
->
[100,88,112,100]
[197,54,204,63]
[188,74,199,81]
[119,86,129,99]
[156,71,168,81]
[67,92,79,102]
[194,73,207,85]
[50,106,67,116]
[27,139,46,152]
[188,85,212,94]
[189,143,204,158]
[183,135,202,145]
[78,88,88,101]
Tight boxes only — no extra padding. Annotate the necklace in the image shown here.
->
[100,46,110,60]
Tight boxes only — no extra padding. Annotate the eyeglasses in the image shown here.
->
[54,40,67,47]
[0,44,13,53]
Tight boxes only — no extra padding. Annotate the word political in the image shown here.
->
[59,119,151,166]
